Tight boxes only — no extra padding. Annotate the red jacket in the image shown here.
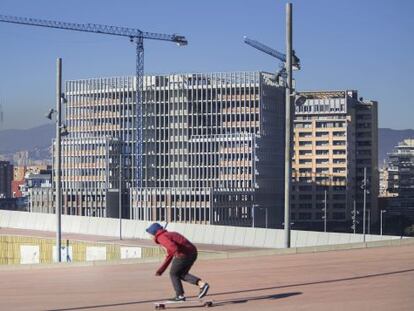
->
[154,229,197,275]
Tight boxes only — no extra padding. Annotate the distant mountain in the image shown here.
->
[378,128,414,166]
[0,124,55,153]
[0,124,412,167]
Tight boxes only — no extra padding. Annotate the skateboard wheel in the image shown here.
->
[206,301,213,307]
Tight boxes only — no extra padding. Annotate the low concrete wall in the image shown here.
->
[0,234,165,265]
[0,210,405,249]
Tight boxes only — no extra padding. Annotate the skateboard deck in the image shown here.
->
[154,299,213,310]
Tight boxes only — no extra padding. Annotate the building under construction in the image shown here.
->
[58,72,286,227]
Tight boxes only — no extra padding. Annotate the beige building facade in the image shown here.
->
[292,90,378,232]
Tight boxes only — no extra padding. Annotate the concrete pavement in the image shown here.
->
[0,244,413,311]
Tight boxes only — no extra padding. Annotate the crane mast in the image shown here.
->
[0,14,188,187]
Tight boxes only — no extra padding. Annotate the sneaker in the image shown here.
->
[198,283,210,299]
[168,295,186,302]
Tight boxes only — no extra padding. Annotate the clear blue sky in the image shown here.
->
[0,0,413,130]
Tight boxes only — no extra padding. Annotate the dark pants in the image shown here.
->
[170,252,200,296]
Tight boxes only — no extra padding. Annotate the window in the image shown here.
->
[333,212,345,219]
[316,176,329,183]
[316,158,329,164]
[357,141,371,147]
[316,168,329,174]
[333,176,346,183]
[316,194,325,200]
[333,168,346,173]
[299,212,312,220]
[316,131,329,137]
[333,131,345,137]
[295,122,311,128]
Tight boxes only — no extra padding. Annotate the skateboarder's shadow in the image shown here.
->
[212,291,302,306]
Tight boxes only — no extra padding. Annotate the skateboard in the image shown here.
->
[154,299,213,310]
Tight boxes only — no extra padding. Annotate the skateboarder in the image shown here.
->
[146,222,210,302]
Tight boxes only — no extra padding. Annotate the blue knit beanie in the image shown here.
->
[146,222,163,236]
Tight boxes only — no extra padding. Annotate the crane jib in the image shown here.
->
[0,14,185,42]
[0,13,188,189]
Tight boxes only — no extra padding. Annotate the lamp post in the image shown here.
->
[56,58,62,263]
[119,154,122,240]
[323,188,327,232]
[362,167,367,243]
[380,209,387,236]
[46,58,69,262]
[242,2,302,246]
[252,204,257,228]
[284,2,293,248]
[351,199,359,234]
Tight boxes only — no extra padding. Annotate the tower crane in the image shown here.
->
[243,36,300,70]
[0,14,188,187]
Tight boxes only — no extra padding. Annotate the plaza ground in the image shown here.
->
[0,240,413,310]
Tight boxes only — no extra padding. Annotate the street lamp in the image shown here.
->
[291,92,306,106]
[118,154,122,240]
[252,204,257,228]
[45,108,56,120]
[361,167,369,242]
[117,154,123,240]
[380,209,387,236]
[242,3,302,246]
[322,188,327,232]
[351,200,359,234]
[45,58,68,263]
[284,3,304,248]
[264,207,268,229]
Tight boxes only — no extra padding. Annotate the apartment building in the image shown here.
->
[386,139,414,200]
[292,90,378,231]
[62,72,286,227]
[378,139,414,234]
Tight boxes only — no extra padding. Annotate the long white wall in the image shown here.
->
[0,210,401,249]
